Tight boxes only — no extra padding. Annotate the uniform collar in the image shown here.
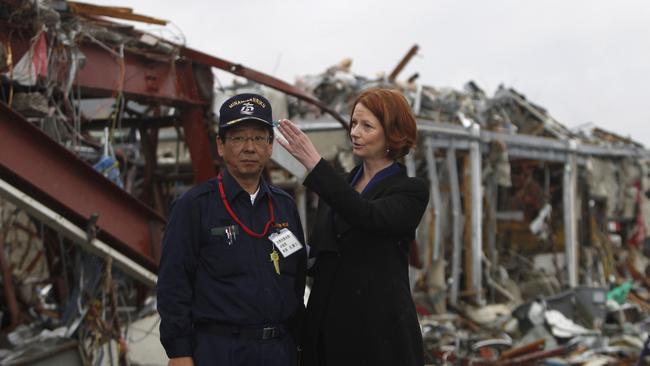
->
[219,168,271,204]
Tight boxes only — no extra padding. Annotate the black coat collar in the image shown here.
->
[347,163,407,199]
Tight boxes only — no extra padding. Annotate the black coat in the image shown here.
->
[301,159,429,366]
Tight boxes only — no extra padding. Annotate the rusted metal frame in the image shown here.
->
[498,339,545,360]
[178,61,218,182]
[0,102,164,270]
[0,230,21,329]
[179,47,349,128]
[4,34,207,107]
[181,106,217,182]
[75,43,206,105]
[0,177,157,287]
[81,115,178,131]
[497,346,568,365]
[139,126,165,216]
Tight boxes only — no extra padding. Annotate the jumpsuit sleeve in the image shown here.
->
[156,195,199,358]
[303,159,429,237]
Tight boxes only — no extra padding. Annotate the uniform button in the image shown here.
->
[336,234,342,239]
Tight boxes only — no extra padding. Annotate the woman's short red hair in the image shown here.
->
[349,88,417,160]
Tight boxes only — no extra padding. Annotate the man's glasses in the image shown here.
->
[225,135,272,147]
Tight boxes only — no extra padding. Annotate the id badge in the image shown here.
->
[268,228,302,258]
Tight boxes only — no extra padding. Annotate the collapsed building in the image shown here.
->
[0,2,649,365]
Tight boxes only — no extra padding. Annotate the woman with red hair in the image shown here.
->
[277,88,429,366]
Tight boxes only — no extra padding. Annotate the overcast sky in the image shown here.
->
[86,0,650,146]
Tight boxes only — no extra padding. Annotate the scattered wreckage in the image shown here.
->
[1,1,650,365]
[239,52,650,364]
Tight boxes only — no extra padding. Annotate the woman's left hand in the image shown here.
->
[276,119,322,171]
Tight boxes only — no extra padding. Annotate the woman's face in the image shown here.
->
[350,103,388,161]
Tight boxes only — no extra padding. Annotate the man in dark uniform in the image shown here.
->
[157,93,307,366]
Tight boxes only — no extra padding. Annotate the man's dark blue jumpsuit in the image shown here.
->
[157,168,307,366]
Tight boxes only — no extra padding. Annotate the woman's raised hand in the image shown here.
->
[276,119,322,172]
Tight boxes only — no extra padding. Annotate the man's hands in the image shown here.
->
[276,119,322,172]
[169,357,194,366]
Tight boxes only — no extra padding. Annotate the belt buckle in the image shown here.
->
[261,327,276,340]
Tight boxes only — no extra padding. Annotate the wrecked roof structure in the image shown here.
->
[1,1,650,364]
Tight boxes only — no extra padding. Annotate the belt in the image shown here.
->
[194,322,286,340]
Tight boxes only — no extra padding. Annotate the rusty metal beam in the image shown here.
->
[181,105,217,182]
[179,47,349,128]
[176,61,218,182]
[74,42,206,106]
[66,37,218,182]
[0,102,164,271]
[81,115,178,131]
[388,44,419,82]
[3,34,207,107]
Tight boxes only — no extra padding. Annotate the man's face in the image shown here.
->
[217,121,273,181]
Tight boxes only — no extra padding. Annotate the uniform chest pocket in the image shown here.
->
[199,234,247,278]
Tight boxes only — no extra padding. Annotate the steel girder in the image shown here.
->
[0,102,164,270]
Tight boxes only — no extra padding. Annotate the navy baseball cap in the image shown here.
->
[218,93,273,130]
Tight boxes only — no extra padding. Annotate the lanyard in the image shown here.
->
[217,173,274,238]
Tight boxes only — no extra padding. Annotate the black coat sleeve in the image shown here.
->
[303,159,429,237]
[287,203,307,342]
[156,195,199,358]
[292,204,307,302]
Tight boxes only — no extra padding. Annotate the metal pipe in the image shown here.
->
[0,178,157,287]
[425,138,442,260]
[414,83,423,116]
[281,118,648,159]
[486,178,497,301]
[469,124,484,304]
[563,140,579,287]
[447,145,462,306]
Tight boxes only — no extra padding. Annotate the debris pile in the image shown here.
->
[286,58,650,365]
[1,1,650,364]
[0,1,181,364]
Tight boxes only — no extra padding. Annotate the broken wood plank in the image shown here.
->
[68,1,168,25]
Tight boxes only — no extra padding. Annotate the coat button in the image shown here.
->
[336,233,342,239]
